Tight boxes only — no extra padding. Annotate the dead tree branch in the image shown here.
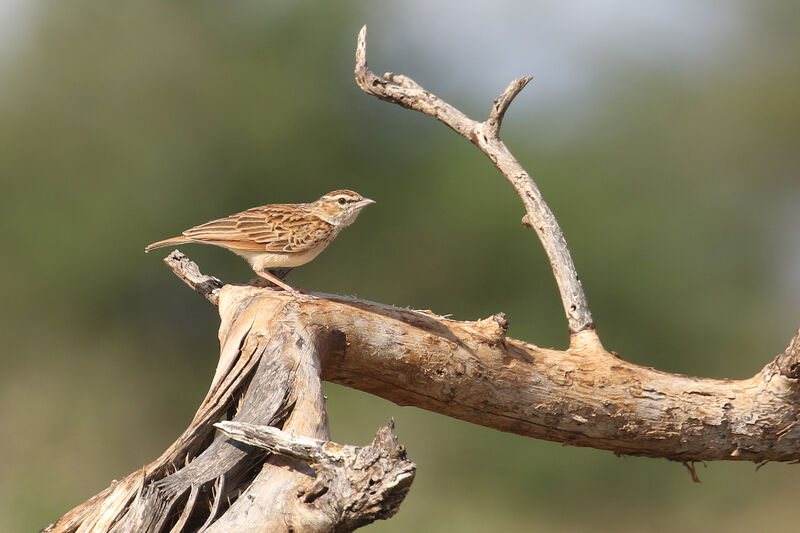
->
[44,271,415,533]
[206,273,798,463]
[216,420,415,530]
[45,27,800,533]
[355,25,593,337]
[163,253,800,462]
[47,243,800,530]
[348,24,799,459]
[164,250,223,305]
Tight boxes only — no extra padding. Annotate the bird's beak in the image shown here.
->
[357,198,376,208]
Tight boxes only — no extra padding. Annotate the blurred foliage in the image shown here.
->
[1,1,799,532]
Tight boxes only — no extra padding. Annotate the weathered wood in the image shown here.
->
[163,250,224,305]
[216,421,415,531]
[347,24,799,461]
[44,281,415,532]
[355,25,594,335]
[219,283,800,463]
[45,247,800,531]
[130,256,800,463]
[774,325,800,379]
[45,25,800,533]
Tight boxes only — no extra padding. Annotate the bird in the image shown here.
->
[145,189,375,293]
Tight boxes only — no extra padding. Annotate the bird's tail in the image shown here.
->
[144,236,192,253]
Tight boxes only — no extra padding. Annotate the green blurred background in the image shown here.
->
[2,1,799,531]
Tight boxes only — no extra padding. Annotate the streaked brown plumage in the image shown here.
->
[146,190,375,292]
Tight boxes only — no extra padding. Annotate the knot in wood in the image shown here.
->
[521,214,533,228]
[471,313,509,344]
[776,329,800,379]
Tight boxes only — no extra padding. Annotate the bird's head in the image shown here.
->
[315,189,375,227]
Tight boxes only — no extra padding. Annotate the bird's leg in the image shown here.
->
[257,269,307,297]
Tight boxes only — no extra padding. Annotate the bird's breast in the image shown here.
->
[235,245,329,270]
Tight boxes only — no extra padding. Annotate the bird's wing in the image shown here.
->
[183,205,335,253]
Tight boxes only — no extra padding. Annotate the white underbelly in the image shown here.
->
[234,247,326,270]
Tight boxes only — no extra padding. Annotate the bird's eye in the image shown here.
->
[338,197,347,205]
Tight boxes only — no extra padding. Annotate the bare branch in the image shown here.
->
[156,257,800,463]
[355,25,594,337]
[163,250,223,305]
[485,76,533,138]
[47,249,800,531]
[46,27,800,531]
[215,419,408,468]
[215,421,332,463]
[216,284,799,463]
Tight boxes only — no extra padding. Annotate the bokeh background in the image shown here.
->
[2,1,799,531]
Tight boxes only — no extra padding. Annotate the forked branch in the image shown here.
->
[355,25,593,337]
[44,28,800,533]
[170,255,800,464]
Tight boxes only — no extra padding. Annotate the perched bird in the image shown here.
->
[145,190,375,293]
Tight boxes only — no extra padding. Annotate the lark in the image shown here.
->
[145,190,375,293]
